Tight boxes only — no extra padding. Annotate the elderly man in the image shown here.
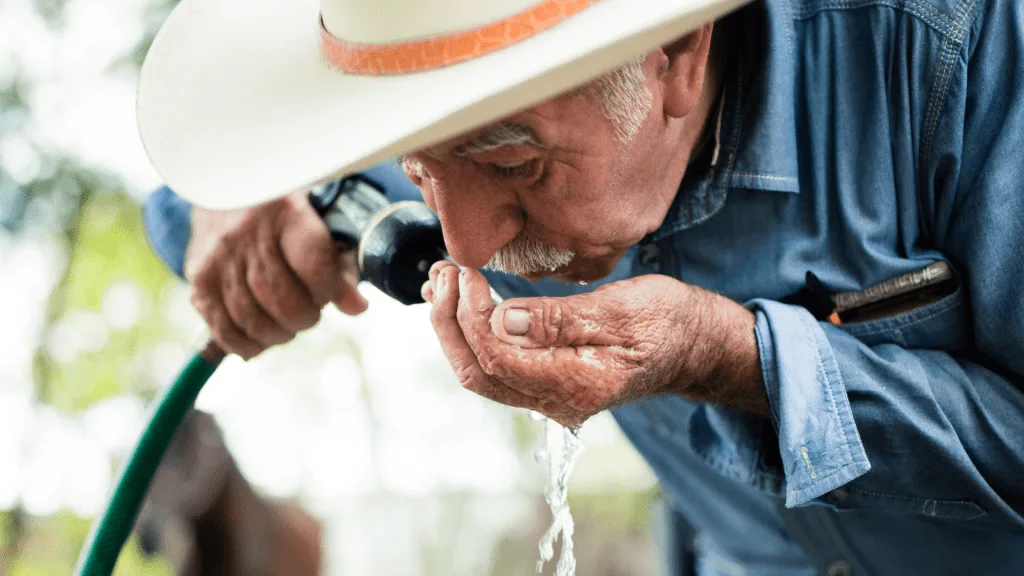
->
[140,0,1024,572]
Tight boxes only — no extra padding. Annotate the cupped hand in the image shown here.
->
[423,262,761,428]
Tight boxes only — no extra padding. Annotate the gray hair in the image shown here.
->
[455,55,653,155]
[582,55,653,144]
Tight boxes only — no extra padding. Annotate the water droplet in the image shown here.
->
[577,281,588,286]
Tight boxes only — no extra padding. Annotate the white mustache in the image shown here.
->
[484,235,575,277]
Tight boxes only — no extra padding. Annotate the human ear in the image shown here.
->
[659,22,714,119]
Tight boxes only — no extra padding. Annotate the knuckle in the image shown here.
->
[430,301,449,325]
[452,359,479,388]
[231,305,265,341]
[189,257,218,287]
[455,302,474,326]
[540,300,567,344]
[190,292,217,324]
[476,348,509,379]
[292,306,321,330]
[294,243,338,284]
[246,258,287,314]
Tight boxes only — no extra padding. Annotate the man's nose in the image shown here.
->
[434,189,522,269]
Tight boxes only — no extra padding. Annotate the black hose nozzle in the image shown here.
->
[309,176,446,305]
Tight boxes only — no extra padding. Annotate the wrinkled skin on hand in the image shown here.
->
[423,262,763,428]
[185,190,368,359]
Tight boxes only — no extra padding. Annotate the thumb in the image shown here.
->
[490,293,627,349]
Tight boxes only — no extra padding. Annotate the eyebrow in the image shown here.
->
[452,122,545,156]
[404,122,543,159]
[395,122,545,173]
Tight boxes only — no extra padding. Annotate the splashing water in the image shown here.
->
[531,412,584,575]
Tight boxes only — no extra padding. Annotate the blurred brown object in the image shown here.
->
[135,409,322,576]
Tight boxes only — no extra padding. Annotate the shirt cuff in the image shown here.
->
[142,185,192,278]
[747,299,872,507]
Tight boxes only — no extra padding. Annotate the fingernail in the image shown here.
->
[437,274,446,299]
[502,308,531,336]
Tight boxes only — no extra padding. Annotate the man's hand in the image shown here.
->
[185,190,368,359]
[424,262,766,428]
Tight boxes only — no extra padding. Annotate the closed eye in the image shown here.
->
[489,158,540,181]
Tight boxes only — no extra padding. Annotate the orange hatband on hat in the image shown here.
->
[320,0,597,75]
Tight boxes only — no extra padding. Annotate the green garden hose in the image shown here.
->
[73,340,225,576]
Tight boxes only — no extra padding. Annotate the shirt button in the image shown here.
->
[826,488,848,503]
[827,560,853,576]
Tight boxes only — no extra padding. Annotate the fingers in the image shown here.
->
[280,194,344,307]
[429,264,540,410]
[422,259,448,304]
[249,235,321,333]
[455,268,497,343]
[191,287,263,360]
[222,259,294,347]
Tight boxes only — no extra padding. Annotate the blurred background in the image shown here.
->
[0,0,670,573]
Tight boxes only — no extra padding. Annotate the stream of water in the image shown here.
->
[531,412,583,576]
[489,287,584,575]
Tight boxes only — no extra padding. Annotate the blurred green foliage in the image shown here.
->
[1,511,173,576]
[42,190,179,412]
[1,0,186,571]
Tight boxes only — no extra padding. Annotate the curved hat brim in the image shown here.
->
[137,0,750,209]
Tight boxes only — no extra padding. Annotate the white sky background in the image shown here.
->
[0,0,656,520]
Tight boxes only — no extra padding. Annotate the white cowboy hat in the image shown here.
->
[137,0,750,210]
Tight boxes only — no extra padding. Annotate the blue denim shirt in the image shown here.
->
[144,0,1024,572]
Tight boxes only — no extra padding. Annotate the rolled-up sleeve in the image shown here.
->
[143,185,192,278]
[748,299,870,507]
[749,292,1024,526]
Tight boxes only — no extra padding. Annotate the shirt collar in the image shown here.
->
[649,0,799,241]
[725,0,801,195]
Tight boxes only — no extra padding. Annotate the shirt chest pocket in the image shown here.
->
[834,279,972,352]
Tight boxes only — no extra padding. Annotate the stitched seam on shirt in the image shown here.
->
[788,466,861,495]
[922,40,958,161]
[816,323,871,482]
[731,173,799,182]
[794,0,959,39]
[846,487,985,512]
[921,0,976,164]
[845,295,963,337]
